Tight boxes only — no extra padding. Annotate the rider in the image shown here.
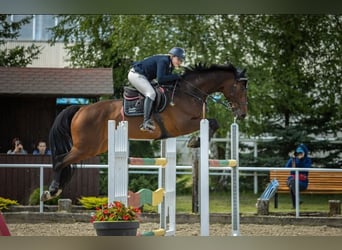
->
[128,47,185,132]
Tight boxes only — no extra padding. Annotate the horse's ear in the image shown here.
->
[240,69,247,77]
[237,68,248,84]
[237,68,247,78]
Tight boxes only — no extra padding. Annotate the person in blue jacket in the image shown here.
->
[285,143,312,208]
[128,47,185,132]
[32,140,51,155]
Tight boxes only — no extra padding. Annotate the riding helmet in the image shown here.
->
[169,47,186,61]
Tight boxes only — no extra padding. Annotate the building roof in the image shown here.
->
[0,67,114,97]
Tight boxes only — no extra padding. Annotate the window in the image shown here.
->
[8,14,58,41]
[56,98,90,105]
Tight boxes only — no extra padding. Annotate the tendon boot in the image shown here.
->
[140,97,155,132]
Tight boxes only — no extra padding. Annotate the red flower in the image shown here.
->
[114,201,122,208]
[91,201,140,223]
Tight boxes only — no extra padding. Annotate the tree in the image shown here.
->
[0,14,41,66]
[227,15,342,167]
[48,14,341,168]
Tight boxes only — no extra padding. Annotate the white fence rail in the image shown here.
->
[1,163,341,217]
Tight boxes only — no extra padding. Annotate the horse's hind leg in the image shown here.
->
[41,149,85,201]
[40,154,68,201]
[187,118,219,148]
[41,171,63,201]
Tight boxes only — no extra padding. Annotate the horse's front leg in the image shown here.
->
[187,118,220,148]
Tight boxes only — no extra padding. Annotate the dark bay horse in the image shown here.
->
[41,63,248,201]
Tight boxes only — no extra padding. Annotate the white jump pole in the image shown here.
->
[200,119,210,236]
[107,120,176,235]
[108,120,115,204]
[108,120,129,205]
[230,119,240,236]
[199,118,240,236]
[162,137,177,236]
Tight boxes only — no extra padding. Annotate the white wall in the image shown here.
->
[2,41,70,68]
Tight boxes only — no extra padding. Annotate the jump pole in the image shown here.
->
[107,120,176,236]
[199,119,210,236]
[108,120,129,205]
[230,118,240,236]
[199,118,240,236]
[160,137,177,236]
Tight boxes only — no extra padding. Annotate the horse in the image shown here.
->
[41,63,248,201]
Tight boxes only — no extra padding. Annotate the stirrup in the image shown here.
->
[140,120,155,132]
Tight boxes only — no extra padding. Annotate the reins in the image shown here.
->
[180,77,234,111]
[166,65,248,118]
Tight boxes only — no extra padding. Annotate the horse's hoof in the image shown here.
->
[40,189,62,201]
[41,190,51,201]
[187,136,200,148]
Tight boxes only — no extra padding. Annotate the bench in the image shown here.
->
[269,170,342,208]
[269,170,342,194]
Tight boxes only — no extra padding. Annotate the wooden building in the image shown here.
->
[0,67,114,204]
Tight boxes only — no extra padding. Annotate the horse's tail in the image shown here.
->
[49,105,81,189]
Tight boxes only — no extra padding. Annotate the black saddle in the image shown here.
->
[123,86,169,117]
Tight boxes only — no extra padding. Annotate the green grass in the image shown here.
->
[175,191,342,214]
[141,191,342,214]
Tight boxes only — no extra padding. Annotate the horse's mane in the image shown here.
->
[182,62,237,78]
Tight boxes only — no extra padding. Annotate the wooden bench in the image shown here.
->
[269,170,342,208]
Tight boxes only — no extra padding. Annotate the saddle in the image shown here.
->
[123,85,169,117]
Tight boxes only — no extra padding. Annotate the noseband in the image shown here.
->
[181,77,247,112]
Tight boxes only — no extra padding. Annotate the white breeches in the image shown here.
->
[128,70,156,100]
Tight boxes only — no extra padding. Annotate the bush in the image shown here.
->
[78,196,108,209]
[129,174,158,192]
[0,197,19,211]
[29,187,59,205]
[176,175,192,194]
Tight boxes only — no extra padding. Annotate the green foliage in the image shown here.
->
[78,196,108,209]
[128,174,157,192]
[49,14,341,167]
[0,14,41,66]
[0,197,19,211]
[176,175,192,194]
[29,187,59,205]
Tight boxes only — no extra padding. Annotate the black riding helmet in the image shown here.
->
[169,47,186,61]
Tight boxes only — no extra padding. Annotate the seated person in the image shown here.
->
[285,143,311,208]
[7,137,28,155]
[32,140,51,155]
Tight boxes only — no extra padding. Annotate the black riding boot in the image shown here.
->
[140,97,155,131]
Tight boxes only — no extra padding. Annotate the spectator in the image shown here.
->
[7,137,28,155]
[285,143,312,208]
[32,140,51,155]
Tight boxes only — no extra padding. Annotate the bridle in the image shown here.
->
[177,76,248,112]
